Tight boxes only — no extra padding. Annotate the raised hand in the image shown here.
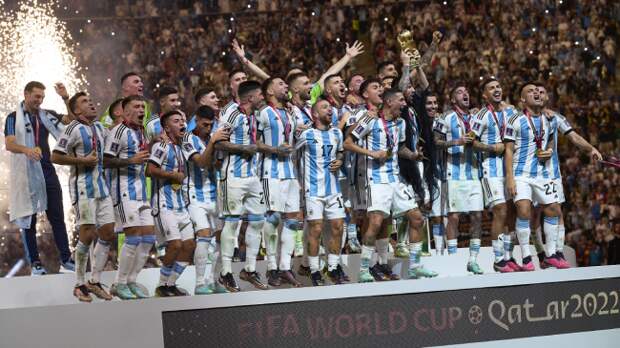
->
[345,40,365,58]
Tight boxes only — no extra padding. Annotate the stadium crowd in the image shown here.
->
[1,0,619,280]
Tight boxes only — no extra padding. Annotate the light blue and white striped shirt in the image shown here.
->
[435,110,480,181]
[257,105,297,179]
[472,106,517,178]
[104,123,148,203]
[181,133,218,204]
[149,141,187,212]
[504,112,555,179]
[297,128,343,197]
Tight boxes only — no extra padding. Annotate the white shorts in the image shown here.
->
[481,177,507,208]
[221,177,266,216]
[514,177,559,206]
[367,182,417,217]
[305,194,346,221]
[188,201,221,232]
[447,180,484,213]
[262,178,300,213]
[74,196,116,226]
[553,177,565,203]
[115,199,153,229]
[154,209,194,241]
[429,180,447,218]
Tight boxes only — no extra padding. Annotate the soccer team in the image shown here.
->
[8,33,604,302]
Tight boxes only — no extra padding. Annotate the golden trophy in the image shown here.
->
[398,30,420,68]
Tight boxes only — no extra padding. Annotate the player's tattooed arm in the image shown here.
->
[566,132,603,160]
[472,140,504,155]
[215,140,257,157]
[103,152,149,168]
[146,162,184,184]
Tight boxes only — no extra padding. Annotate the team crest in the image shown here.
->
[154,149,164,158]
[505,128,514,137]
[58,138,68,148]
[110,142,119,152]
[183,143,194,152]
[473,123,481,131]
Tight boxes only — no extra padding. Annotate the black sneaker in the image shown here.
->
[378,263,400,280]
[537,251,546,267]
[240,269,268,290]
[298,264,311,277]
[167,285,187,296]
[155,285,174,297]
[219,272,240,292]
[327,268,344,284]
[267,269,281,287]
[336,264,350,282]
[369,263,390,281]
[311,271,324,286]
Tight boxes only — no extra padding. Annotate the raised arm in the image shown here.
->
[316,41,365,90]
[232,39,270,81]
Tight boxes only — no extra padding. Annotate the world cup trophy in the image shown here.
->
[398,30,421,68]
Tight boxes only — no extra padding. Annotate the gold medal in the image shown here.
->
[466,131,476,139]
[171,183,182,191]
[33,146,41,154]
[386,149,393,158]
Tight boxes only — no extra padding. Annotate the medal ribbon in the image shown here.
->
[268,103,291,143]
[524,109,543,150]
[454,106,471,133]
[487,103,506,139]
[378,109,395,151]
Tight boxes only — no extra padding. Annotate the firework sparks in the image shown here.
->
[0,0,87,244]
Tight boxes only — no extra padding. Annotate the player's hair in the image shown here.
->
[480,77,499,92]
[237,80,262,100]
[518,81,539,98]
[359,77,381,97]
[324,74,341,87]
[376,61,394,75]
[195,105,216,120]
[382,88,402,102]
[261,77,280,97]
[285,67,306,80]
[109,98,124,114]
[228,68,246,81]
[159,110,183,128]
[311,96,329,115]
[449,82,468,100]
[120,72,140,86]
[158,86,178,102]
[194,86,216,103]
[121,94,145,109]
[24,81,45,93]
[68,92,88,114]
[286,72,307,86]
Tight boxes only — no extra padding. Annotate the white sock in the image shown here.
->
[127,234,156,284]
[244,217,264,273]
[492,239,504,263]
[91,239,111,283]
[159,265,172,287]
[557,224,566,254]
[166,261,188,286]
[432,224,444,254]
[327,253,339,272]
[194,237,211,287]
[360,245,375,272]
[516,218,531,258]
[279,220,297,271]
[308,256,320,273]
[75,241,90,286]
[502,232,513,261]
[220,219,238,275]
[469,238,481,263]
[114,235,140,284]
[447,239,458,255]
[263,215,279,271]
[543,216,559,257]
[375,238,389,265]
[408,241,422,270]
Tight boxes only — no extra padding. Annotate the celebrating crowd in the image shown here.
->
[1,0,619,302]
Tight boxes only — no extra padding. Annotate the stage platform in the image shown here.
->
[1,247,619,347]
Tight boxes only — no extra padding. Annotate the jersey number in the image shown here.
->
[321,145,334,156]
[544,182,557,195]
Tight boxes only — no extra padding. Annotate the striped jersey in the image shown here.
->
[351,112,406,184]
[257,105,297,179]
[144,115,161,143]
[504,112,555,179]
[435,110,480,181]
[104,123,148,202]
[547,112,573,180]
[149,141,187,212]
[296,128,343,197]
[181,132,218,204]
[344,106,369,186]
[53,120,109,202]
[471,105,517,178]
[218,106,257,179]
[292,104,313,128]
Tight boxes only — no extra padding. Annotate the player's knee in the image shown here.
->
[448,213,460,225]
[493,204,507,220]
[407,210,424,227]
